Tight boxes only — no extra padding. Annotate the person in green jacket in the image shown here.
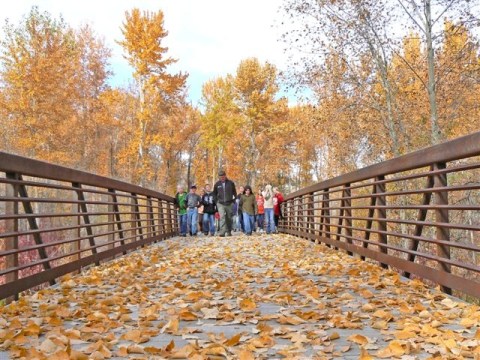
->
[240,185,257,236]
[174,185,188,236]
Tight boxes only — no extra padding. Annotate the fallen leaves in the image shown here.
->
[0,234,478,359]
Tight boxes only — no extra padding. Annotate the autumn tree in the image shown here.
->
[118,8,188,187]
[396,0,479,144]
[280,0,411,158]
[233,58,288,188]
[200,75,240,183]
[0,7,111,166]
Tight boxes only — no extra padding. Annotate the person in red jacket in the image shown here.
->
[273,187,284,229]
[256,193,265,232]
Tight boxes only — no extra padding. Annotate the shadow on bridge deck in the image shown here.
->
[0,234,479,359]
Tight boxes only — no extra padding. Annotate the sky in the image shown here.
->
[0,0,292,106]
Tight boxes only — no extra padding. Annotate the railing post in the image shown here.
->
[375,175,388,269]
[307,193,315,242]
[108,190,115,253]
[131,193,144,246]
[167,201,175,235]
[147,196,156,240]
[362,180,378,261]
[73,183,99,266]
[109,189,126,255]
[404,169,434,278]
[343,184,353,256]
[323,189,331,248]
[5,173,19,302]
[433,162,451,294]
[158,200,166,236]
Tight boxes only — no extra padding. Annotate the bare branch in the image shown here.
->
[397,0,427,34]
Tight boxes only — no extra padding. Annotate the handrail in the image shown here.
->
[279,131,480,299]
[0,152,177,301]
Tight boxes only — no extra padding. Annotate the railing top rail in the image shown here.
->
[286,131,480,200]
[0,151,174,201]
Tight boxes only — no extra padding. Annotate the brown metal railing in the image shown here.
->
[0,152,177,301]
[279,132,480,299]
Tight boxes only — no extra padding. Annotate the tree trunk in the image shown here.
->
[425,0,442,144]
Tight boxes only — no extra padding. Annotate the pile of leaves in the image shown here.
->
[1,234,479,359]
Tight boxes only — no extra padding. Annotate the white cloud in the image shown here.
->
[0,0,289,105]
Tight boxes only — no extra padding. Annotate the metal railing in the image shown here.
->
[0,152,177,300]
[279,132,480,299]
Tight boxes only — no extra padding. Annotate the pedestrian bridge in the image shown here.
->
[1,132,480,359]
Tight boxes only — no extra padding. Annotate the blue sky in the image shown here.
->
[1,0,294,106]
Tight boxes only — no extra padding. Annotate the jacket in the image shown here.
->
[262,185,274,209]
[201,191,217,214]
[273,192,284,216]
[213,178,237,205]
[174,192,188,215]
[240,193,257,216]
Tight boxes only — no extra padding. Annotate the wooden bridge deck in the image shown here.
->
[0,234,479,359]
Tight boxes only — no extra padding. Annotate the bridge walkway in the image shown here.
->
[1,233,478,359]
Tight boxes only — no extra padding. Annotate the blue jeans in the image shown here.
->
[257,213,264,230]
[187,208,198,235]
[178,213,187,235]
[203,213,215,235]
[243,213,255,235]
[264,208,275,234]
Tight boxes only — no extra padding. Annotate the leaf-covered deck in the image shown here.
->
[1,234,479,359]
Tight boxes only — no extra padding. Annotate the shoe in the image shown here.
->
[226,232,232,236]
[204,232,208,235]
[182,234,187,237]
[210,233,215,236]
[219,233,225,237]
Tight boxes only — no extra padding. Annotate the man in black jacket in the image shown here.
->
[213,169,236,237]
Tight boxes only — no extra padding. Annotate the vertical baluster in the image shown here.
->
[109,189,126,255]
[73,183,98,265]
[5,173,19,302]
[343,184,353,256]
[433,162,451,294]
[158,200,165,237]
[362,180,378,261]
[375,175,388,269]
[323,189,331,248]
[307,193,315,241]
[108,190,115,253]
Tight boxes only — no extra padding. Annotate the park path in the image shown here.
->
[0,233,479,359]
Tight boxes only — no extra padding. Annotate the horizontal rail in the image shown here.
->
[0,151,178,301]
[280,131,480,299]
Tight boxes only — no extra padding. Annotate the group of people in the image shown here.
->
[174,170,284,237]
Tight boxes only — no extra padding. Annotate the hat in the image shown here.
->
[190,184,197,189]
[218,170,226,176]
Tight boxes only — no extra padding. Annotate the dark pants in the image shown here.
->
[217,202,233,235]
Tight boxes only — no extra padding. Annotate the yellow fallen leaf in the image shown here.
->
[127,344,145,354]
[460,318,477,328]
[225,333,243,347]
[239,298,257,312]
[203,345,227,356]
[178,310,198,321]
[117,347,128,357]
[359,347,374,360]
[328,332,340,340]
[376,340,406,358]
[395,330,416,340]
[348,334,369,346]
[23,322,41,336]
[238,349,255,360]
